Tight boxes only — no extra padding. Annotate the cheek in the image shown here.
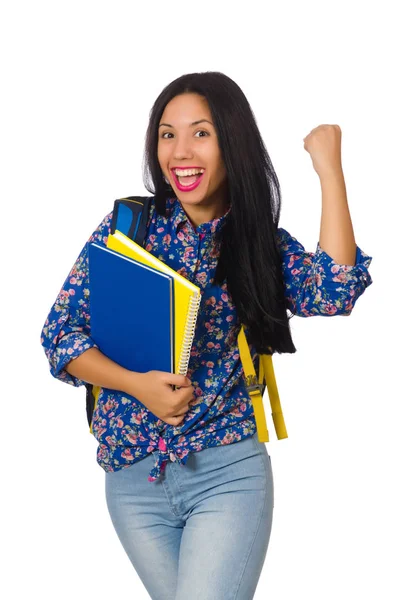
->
[212,161,227,182]
[212,151,226,177]
[157,145,167,165]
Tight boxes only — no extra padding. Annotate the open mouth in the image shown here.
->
[178,174,200,185]
[171,168,206,191]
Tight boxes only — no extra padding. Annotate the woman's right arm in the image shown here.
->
[40,210,143,399]
[63,347,144,398]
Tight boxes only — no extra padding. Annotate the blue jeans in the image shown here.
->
[105,431,274,600]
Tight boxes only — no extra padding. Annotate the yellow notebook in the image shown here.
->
[106,229,202,376]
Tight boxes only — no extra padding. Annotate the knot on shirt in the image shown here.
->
[147,435,190,482]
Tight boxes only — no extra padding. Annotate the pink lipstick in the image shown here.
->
[171,169,205,192]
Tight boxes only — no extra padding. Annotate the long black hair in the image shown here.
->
[142,71,297,355]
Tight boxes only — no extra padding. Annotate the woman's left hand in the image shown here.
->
[303,124,343,178]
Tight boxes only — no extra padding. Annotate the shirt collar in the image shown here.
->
[167,196,231,235]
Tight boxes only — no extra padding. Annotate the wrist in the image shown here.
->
[125,370,145,399]
[319,165,344,185]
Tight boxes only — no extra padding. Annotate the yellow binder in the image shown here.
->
[106,229,202,377]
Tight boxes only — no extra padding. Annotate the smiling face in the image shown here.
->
[157,93,229,225]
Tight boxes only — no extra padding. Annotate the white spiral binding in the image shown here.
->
[177,292,202,375]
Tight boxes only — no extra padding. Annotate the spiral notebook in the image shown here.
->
[106,230,202,376]
[88,237,202,378]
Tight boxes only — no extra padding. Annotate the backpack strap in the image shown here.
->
[86,196,154,433]
[237,325,288,443]
[110,196,154,246]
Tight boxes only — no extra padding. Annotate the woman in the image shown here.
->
[40,71,373,600]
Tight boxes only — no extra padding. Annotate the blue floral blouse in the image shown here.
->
[40,196,373,481]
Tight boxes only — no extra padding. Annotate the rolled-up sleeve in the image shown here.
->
[40,211,113,386]
[276,227,373,317]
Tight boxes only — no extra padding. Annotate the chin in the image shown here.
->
[178,188,209,201]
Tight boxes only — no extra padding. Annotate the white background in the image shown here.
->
[1,1,395,598]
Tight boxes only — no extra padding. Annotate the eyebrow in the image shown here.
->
[158,119,213,128]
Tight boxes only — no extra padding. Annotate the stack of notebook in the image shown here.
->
[88,230,202,379]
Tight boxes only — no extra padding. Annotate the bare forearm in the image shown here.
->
[64,347,144,398]
[319,167,357,266]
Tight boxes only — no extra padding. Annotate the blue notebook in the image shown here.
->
[88,242,175,374]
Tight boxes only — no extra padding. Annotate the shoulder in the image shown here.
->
[276,227,294,249]
[87,210,113,245]
[276,227,306,254]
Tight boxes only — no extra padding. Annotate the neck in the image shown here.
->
[178,196,230,230]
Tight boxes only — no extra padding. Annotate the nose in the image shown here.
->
[173,134,194,160]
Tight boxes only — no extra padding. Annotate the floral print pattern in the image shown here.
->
[40,196,373,481]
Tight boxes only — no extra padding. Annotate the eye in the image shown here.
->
[160,130,209,139]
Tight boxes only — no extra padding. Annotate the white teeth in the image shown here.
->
[174,168,205,176]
